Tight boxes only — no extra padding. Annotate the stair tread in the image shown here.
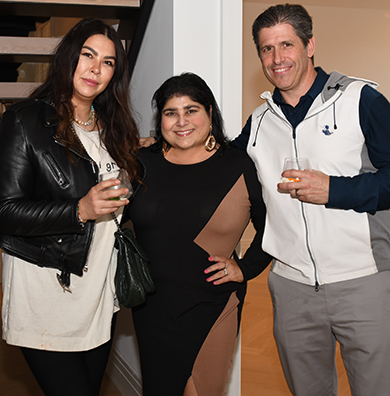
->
[0,0,140,19]
[0,0,139,6]
[0,37,61,55]
[0,82,41,100]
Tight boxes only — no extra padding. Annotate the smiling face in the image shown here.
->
[161,95,212,155]
[258,22,316,106]
[72,34,116,106]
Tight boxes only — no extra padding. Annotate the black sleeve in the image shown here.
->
[236,155,272,280]
[232,115,252,151]
[327,86,390,214]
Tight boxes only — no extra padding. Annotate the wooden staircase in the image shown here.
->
[0,0,153,106]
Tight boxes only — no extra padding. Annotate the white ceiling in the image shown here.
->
[244,0,390,10]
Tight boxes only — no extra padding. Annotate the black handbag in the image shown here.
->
[112,214,155,308]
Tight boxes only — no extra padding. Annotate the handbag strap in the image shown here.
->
[111,212,121,231]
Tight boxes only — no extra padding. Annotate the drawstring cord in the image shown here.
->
[327,83,342,130]
[252,108,269,147]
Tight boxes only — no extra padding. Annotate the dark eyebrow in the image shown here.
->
[81,45,116,61]
[82,45,97,55]
[260,43,272,49]
[260,39,293,50]
[184,105,200,110]
[163,105,200,112]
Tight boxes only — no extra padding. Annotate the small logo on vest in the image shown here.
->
[321,125,333,136]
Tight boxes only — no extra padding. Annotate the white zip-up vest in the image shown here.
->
[247,80,388,286]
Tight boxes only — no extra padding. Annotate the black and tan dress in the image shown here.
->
[129,145,271,395]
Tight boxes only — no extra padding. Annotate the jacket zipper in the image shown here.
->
[265,94,342,291]
[292,127,320,292]
[43,152,69,187]
[54,136,99,180]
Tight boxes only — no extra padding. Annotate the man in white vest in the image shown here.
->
[234,4,390,396]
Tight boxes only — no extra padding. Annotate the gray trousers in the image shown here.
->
[268,270,390,396]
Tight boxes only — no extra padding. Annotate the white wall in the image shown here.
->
[132,0,243,139]
[108,1,243,395]
[129,0,174,137]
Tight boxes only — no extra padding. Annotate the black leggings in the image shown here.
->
[20,314,117,396]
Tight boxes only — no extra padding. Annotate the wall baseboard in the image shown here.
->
[106,346,142,396]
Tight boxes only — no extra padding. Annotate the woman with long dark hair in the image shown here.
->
[0,18,139,395]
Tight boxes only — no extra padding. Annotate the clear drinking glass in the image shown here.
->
[99,169,133,200]
[281,157,311,183]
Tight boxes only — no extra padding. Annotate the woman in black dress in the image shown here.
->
[129,73,271,395]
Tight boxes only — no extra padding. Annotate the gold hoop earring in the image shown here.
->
[162,141,170,157]
[205,125,216,152]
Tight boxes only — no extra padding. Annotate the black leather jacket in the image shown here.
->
[0,98,105,285]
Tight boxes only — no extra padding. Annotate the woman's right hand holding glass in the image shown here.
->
[78,179,129,221]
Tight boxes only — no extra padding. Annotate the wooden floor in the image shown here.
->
[241,267,352,396]
[0,268,352,396]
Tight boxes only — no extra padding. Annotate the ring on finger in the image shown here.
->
[295,189,299,198]
[224,268,228,276]
[225,262,229,268]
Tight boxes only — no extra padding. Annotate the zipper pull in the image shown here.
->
[315,281,320,292]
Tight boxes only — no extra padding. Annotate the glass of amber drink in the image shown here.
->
[281,157,311,183]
